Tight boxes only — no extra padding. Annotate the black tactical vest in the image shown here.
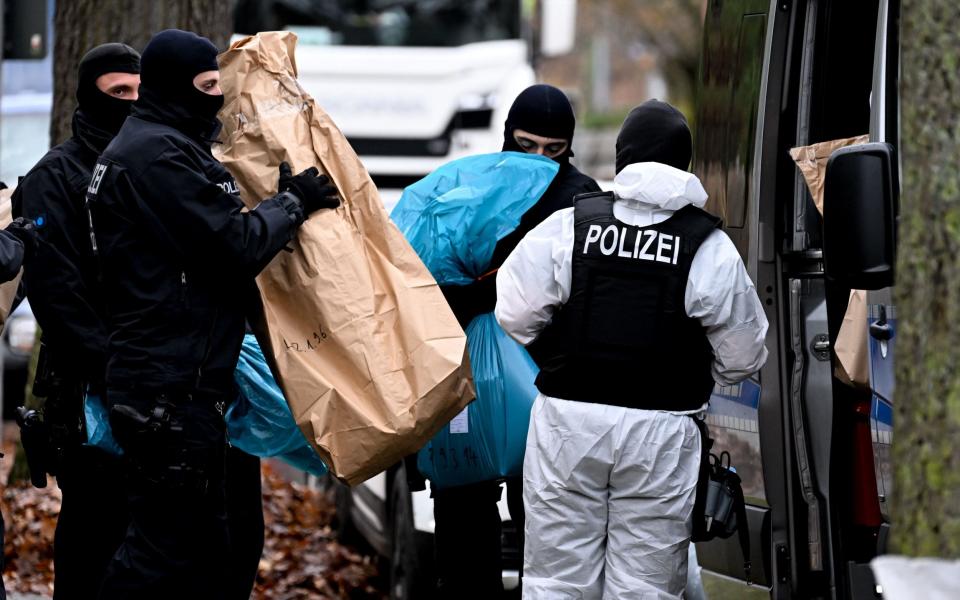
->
[533,191,721,411]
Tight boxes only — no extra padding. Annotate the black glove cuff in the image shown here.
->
[274,190,306,225]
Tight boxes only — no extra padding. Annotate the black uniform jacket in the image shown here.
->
[0,231,23,283]
[12,112,110,382]
[441,162,600,328]
[87,91,303,395]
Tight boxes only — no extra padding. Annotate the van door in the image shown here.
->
[865,0,899,542]
[694,0,893,598]
[693,0,775,596]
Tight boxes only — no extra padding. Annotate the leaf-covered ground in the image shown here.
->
[1,477,58,596]
[0,441,385,599]
[254,464,385,599]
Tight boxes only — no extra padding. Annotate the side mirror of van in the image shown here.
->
[823,142,897,290]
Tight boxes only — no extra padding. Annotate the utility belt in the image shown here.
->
[107,387,229,410]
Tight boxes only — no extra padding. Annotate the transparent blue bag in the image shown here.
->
[417,312,539,488]
[228,334,328,478]
[391,151,559,282]
[84,392,123,456]
[392,152,556,488]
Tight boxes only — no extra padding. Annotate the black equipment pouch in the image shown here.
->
[15,361,86,486]
[691,416,752,584]
[44,385,86,449]
[31,340,87,469]
[15,406,51,489]
[31,340,70,399]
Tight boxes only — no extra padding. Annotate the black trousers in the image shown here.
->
[98,390,230,600]
[53,444,129,600]
[432,477,525,599]
[505,476,525,562]
[224,446,264,600]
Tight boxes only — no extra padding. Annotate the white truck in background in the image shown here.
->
[235,0,576,210]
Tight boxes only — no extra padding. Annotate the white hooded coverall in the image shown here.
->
[495,162,769,599]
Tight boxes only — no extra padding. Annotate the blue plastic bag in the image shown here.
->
[84,392,123,456]
[391,151,559,284]
[228,334,328,478]
[392,152,555,488]
[417,313,539,488]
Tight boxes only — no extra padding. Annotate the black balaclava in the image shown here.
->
[502,84,576,165]
[615,99,692,174]
[76,43,141,135]
[139,29,223,129]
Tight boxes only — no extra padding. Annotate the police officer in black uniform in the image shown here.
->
[12,43,140,599]
[87,30,338,599]
[432,84,600,599]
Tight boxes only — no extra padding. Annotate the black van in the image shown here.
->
[691,0,899,598]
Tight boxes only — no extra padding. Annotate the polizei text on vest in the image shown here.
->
[581,224,681,265]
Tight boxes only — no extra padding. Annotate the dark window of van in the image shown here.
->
[808,1,880,144]
[694,0,768,230]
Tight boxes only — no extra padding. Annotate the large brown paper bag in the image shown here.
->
[0,188,23,327]
[790,135,871,388]
[790,135,868,215]
[834,290,870,389]
[215,31,474,485]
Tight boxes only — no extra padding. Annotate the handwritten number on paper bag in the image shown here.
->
[282,325,330,353]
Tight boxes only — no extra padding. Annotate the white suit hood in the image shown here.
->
[612,162,708,211]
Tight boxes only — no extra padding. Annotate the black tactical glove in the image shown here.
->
[5,217,39,257]
[278,162,340,216]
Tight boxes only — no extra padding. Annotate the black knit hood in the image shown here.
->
[615,100,692,174]
[502,84,576,164]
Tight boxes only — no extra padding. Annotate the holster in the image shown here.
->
[109,392,221,493]
[15,406,51,488]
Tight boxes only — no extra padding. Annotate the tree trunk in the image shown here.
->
[50,0,232,146]
[892,1,960,557]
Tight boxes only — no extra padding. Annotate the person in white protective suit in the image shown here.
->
[495,99,768,599]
